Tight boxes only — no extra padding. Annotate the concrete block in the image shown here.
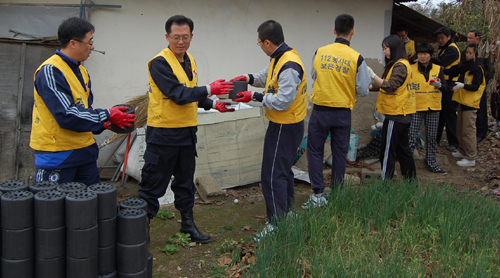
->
[344,173,361,185]
[195,106,267,189]
[195,176,224,202]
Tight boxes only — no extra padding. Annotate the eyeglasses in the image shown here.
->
[168,34,191,42]
[74,38,94,46]
[256,40,263,46]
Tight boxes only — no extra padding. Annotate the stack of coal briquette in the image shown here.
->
[0,180,152,278]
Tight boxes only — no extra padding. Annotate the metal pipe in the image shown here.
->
[0,3,121,8]
[92,49,105,55]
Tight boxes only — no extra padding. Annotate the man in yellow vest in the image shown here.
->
[432,27,461,151]
[409,43,447,174]
[304,14,371,208]
[139,15,234,244]
[394,23,417,63]
[230,20,307,240]
[31,17,135,186]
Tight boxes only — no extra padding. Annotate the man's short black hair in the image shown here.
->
[434,27,451,37]
[416,43,434,56]
[58,17,95,48]
[334,14,354,37]
[394,23,408,33]
[165,15,194,34]
[469,29,482,38]
[257,20,284,45]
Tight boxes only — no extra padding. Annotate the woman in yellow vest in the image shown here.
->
[444,43,486,167]
[369,35,417,181]
[408,43,447,175]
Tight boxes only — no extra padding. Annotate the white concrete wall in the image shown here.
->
[2,0,392,105]
[76,0,392,108]
[2,0,394,146]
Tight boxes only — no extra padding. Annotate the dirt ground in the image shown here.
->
[115,127,500,278]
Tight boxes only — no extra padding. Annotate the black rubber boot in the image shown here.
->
[180,209,211,244]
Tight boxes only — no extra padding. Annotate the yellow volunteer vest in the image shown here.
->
[376,59,416,116]
[452,67,486,109]
[147,48,199,128]
[411,63,442,111]
[264,49,307,124]
[30,54,95,152]
[440,43,461,81]
[311,43,359,109]
[405,40,416,58]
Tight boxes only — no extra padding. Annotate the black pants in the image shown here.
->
[139,143,196,217]
[307,108,351,192]
[380,118,416,181]
[437,85,459,148]
[476,91,488,140]
[261,121,303,223]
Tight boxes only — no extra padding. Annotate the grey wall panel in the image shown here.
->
[17,131,35,182]
[0,131,15,181]
[21,44,56,130]
[0,42,56,181]
[0,43,22,131]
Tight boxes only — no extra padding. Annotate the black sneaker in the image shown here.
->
[426,166,447,175]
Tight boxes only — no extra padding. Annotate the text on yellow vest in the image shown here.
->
[30,54,95,152]
[147,48,199,128]
[376,59,416,116]
[311,43,360,109]
[410,63,442,111]
[264,49,307,124]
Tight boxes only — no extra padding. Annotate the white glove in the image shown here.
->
[367,66,377,79]
[430,79,442,89]
[452,82,465,91]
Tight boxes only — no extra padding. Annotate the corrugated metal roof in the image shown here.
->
[392,3,466,43]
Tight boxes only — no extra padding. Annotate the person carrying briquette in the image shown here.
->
[444,43,486,167]
[408,43,447,175]
[394,23,417,63]
[368,35,417,181]
[302,14,371,210]
[31,17,135,186]
[230,20,307,240]
[139,15,235,244]
[432,27,461,152]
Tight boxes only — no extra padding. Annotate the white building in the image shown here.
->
[3,0,456,182]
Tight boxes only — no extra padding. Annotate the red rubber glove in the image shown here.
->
[208,79,234,95]
[229,75,248,82]
[108,106,135,129]
[103,121,111,130]
[429,79,442,89]
[233,91,254,102]
[214,101,235,113]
